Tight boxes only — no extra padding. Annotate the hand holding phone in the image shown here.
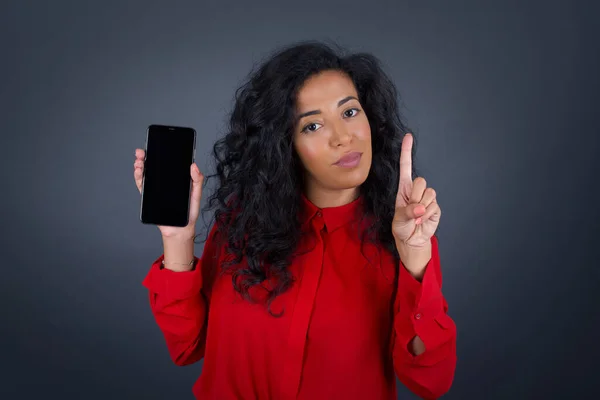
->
[134,125,204,237]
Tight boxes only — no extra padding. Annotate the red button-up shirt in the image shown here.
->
[142,195,457,399]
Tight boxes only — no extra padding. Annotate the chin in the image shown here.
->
[332,166,371,189]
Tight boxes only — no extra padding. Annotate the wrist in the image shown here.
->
[162,234,196,272]
[161,228,195,241]
[396,240,432,280]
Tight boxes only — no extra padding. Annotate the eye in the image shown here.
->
[301,122,322,133]
[344,108,361,118]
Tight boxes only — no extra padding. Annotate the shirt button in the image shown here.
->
[414,313,422,320]
[316,211,322,217]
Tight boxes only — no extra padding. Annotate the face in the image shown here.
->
[293,70,372,205]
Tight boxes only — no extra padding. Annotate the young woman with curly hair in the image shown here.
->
[133,41,457,400]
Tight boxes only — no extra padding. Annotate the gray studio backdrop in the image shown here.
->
[1,0,598,399]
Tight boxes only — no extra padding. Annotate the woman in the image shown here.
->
[133,41,457,400]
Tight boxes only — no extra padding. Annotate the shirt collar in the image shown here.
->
[300,193,364,232]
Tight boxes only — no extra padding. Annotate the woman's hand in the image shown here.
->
[134,148,204,238]
[392,133,441,250]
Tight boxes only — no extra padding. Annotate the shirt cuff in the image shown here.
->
[141,254,203,301]
[395,236,450,356]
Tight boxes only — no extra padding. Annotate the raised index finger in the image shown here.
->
[399,133,413,186]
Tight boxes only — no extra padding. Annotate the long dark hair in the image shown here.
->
[198,41,422,315]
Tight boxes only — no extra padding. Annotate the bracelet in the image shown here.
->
[161,258,195,268]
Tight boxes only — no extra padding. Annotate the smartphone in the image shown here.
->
[140,124,197,227]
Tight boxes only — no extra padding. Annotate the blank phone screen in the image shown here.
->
[140,125,196,227]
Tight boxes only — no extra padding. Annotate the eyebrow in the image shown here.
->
[296,96,359,122]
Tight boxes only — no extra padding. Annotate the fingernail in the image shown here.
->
[415,217,422,225]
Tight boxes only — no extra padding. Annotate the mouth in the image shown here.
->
[334,151,362,168]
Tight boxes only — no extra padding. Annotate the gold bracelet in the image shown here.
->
[161,258,195,267]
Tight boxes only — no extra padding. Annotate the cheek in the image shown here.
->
[356,118,372,141]
[295,137,327,166]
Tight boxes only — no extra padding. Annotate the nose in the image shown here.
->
[330,121,352,147]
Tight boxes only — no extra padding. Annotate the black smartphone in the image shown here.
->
[139,124,197,227]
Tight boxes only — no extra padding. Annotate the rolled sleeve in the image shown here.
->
[142,255,203,301]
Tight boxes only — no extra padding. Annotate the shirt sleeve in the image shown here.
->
[141,222,221,366]
[392,235,457,399]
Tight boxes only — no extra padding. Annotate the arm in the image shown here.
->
[392,235,457,399]
[141,222,221,366]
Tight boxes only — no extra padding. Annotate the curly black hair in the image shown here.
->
[198,40,424,316]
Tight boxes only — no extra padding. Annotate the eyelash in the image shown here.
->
[301,107,362,133]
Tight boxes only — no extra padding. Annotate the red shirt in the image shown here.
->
[142,195,457,399]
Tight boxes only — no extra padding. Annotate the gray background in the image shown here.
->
[2,0,599,398]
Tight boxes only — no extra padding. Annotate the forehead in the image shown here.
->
[296,70,358,108]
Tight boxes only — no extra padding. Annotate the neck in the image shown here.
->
[304,185,360,209]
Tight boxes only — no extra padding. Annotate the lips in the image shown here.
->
[334,151,362,166]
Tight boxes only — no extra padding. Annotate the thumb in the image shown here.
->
[188,163,204,223]
[395,203,426,223]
